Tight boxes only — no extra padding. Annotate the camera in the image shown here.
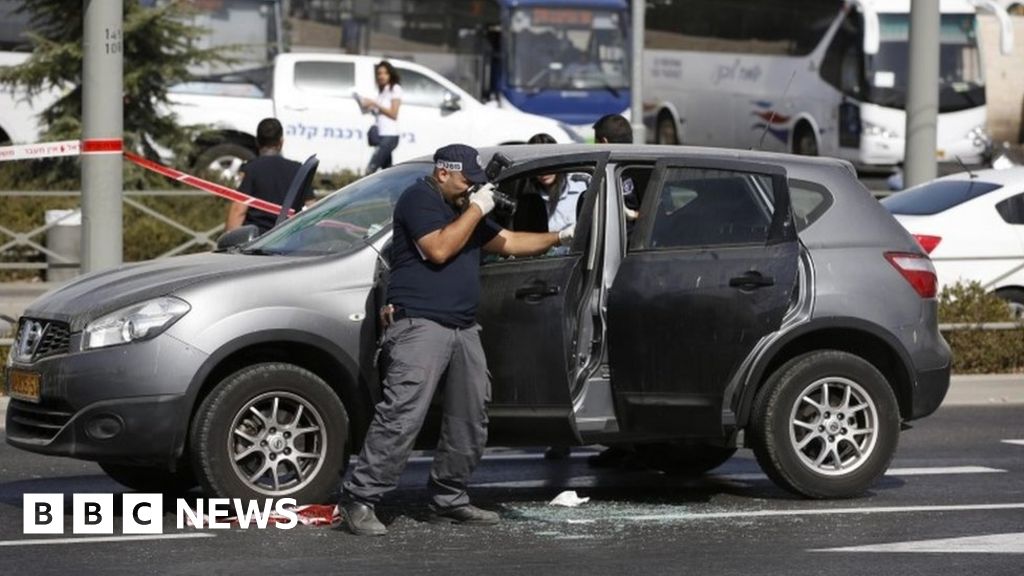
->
[470,152,516,213]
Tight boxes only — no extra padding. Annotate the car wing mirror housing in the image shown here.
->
[442,91,461,111]
[216,224,259,251]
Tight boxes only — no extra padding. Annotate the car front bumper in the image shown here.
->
[5,333,208,467]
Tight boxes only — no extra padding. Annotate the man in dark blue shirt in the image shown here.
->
[340,144,574,536]
[224,117,309,234]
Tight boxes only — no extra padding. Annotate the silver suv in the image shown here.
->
[5,145,950,501]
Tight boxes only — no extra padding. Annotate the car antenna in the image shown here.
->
[954,155,977,179]
[753,70,798,151]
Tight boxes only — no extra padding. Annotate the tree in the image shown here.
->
[0,0,233,189]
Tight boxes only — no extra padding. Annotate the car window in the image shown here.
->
[396,68,448,107]
[246,163,431,256]
[293,61,356,96]
[789,179,833,231]
[648,167,772,249]
[881,180,1002,215]
[996,193,1024,225]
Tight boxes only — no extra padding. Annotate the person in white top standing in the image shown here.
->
[361,60,403,174]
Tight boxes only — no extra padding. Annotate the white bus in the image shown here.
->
[643,0,1015,169]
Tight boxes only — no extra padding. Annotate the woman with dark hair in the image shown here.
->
[361,60,402,174]
[522,132,587,234]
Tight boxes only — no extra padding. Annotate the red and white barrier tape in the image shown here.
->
[0,139,81,161]
[0,138,292,216]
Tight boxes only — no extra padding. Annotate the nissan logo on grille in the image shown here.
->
[15,320,47,362]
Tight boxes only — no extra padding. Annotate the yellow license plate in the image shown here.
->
[7,369,41,403]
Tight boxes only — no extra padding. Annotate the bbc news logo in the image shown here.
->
[24,494,299,534]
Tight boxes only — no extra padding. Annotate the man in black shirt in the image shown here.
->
[224,117,308,234]
[339,144,574,536]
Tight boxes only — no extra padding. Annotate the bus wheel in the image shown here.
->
[793,124,818,156]
[657,113,678,145]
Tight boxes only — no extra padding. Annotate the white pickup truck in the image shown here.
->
[171,52,584,177]
[0,52,583,177]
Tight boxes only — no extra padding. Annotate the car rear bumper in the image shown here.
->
[910,362,951,420]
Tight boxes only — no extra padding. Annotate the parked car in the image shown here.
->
[881,166,1024,317]
[5,144,950,501]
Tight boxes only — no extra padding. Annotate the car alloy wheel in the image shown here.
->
[787,377,878,476]
[191,362,349,502]
[750,350,899,499]
[228,391,328,496]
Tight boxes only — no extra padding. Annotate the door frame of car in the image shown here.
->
[474,151,612,446]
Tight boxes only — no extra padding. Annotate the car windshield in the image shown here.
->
[508,7,629,92]
[865,13,984,112]
[243,163,431,256]
[881,179,1002,215]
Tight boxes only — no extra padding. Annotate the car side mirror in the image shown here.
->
[216,224,259,251]
[442,91,461,111]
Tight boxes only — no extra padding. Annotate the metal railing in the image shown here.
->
[0,189,225,273]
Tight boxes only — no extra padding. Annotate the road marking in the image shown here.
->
[618,503,1024,522]
[0,533,215,547]
[475,465,1005,488]
[814,532,1024,554]
[1003,440,1024,447]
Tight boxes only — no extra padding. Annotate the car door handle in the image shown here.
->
[515,282,560,301]
[729,271,775,290]
[282,104,308,111]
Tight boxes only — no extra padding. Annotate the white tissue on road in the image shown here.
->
[549,490,590,507]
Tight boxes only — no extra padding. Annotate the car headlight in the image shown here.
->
[966,125,990,149]
[559,122,587,143]
[863,121,899,140]
[83,296,191,350]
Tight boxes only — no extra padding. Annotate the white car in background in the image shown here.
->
[881,167,1024,316]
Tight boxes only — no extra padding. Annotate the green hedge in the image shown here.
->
[938,282,1024,374]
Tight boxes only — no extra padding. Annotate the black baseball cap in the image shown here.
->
[433,144,487,184]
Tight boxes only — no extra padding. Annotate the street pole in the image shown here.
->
[81,0,123,273]
[630,0,645,144]
[903,0,939,188]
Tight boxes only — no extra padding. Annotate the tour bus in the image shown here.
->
[642,0,1015,169]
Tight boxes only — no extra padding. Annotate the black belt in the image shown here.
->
[391,308,467,330]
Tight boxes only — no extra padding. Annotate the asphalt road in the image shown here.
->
[1,387,1022,575]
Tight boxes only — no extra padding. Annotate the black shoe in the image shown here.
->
[544,446,571,460]
[429,504,500,525]
[340,500,387,536]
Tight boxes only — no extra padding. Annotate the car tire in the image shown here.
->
[793,124,818,156]
[656,112,678,145]
[749,350,900,499]
[190,362,349,503]
[99,462,196,494]
[636,441,736,476]
[193,142,254,186]
[995,287,1024,320]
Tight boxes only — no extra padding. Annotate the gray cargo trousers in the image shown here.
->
[342,317,490,510]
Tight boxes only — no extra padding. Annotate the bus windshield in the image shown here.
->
[508,7,629,92]
[866,13,984,113]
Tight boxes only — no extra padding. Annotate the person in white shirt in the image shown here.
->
[523,133,587,236]
[361,60,403,174]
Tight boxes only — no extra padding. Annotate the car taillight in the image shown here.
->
[885,252,937,298]
[912,234,942,254]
